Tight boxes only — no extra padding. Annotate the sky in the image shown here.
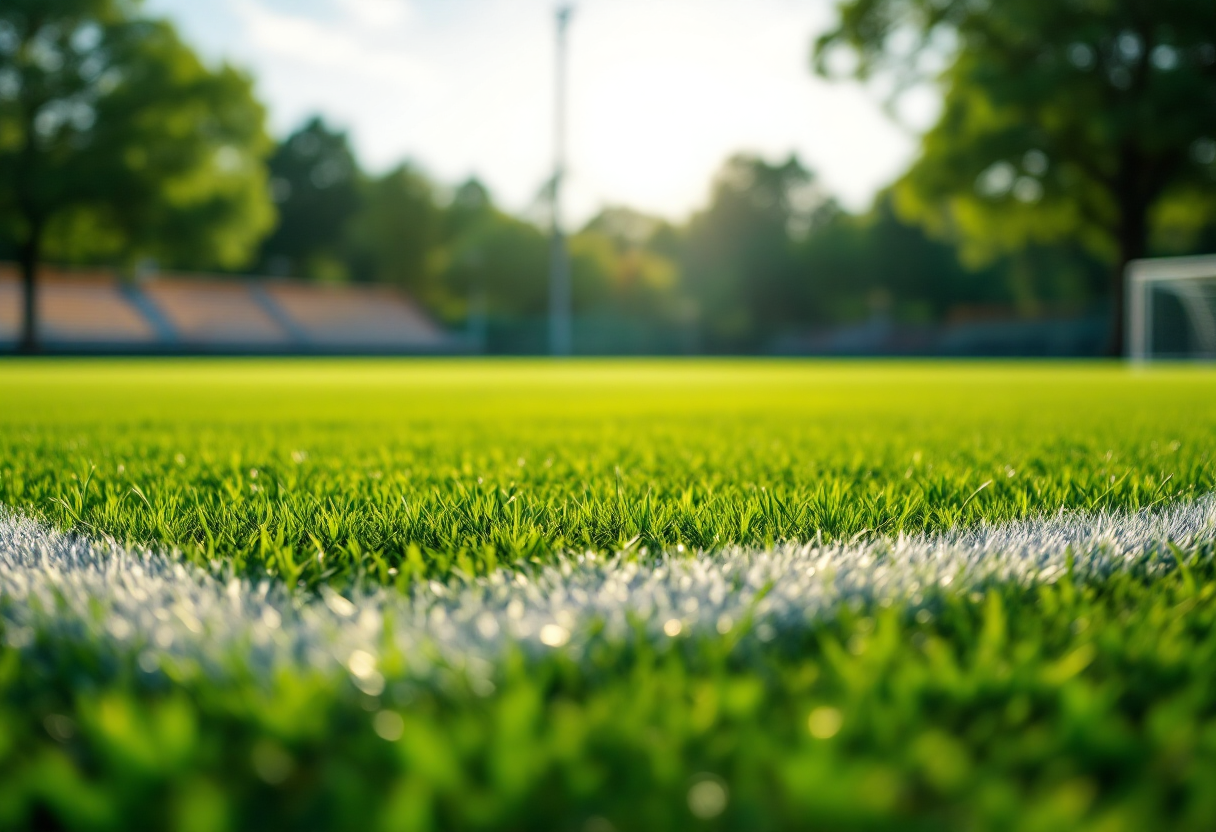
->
[145,0,939,227]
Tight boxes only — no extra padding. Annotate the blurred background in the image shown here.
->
[2,0,1214,357]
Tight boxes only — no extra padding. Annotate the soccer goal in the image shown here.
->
[1127,254,1216,361]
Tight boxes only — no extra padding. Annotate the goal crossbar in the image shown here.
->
[1127,254,1216,361]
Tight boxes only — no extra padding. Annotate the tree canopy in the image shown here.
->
[679,154,835,348]
[0,0,273,349]
[257,117,360,282]
[1,0,1158,355]
[816,0,1216,352]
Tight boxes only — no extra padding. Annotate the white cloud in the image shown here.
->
[337,0,413,30]
[233,0,430,86]
[149,0,932,223]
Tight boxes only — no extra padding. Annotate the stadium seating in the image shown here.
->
[260,281,447,348]
[0,265,455,352]
[0,267,156,345]
[140,277,287,346]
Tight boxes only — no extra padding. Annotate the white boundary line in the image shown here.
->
[3,498,1215,692]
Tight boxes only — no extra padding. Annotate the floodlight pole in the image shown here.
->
[549,5,574,357]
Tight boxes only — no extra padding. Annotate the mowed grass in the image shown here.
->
[0,359,1211,585]
[2,359,1216,831]
[7,536,1216,832]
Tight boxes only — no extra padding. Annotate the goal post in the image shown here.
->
[1126,254,1216,362]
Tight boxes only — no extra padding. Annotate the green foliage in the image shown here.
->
[0,360,1210,587]
[679,154,835,348]
[436,181,550,319]
[257,117,362,282]
[799,194,994,323]
[816,0,1216,347]
[0,0,274,270]
[427,185,684,327]
[347,163,443,296]
[251,125,1115,345]
[569,222,681,318]
[800,195,1109,321]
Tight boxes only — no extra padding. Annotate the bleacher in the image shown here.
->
[0,265,457,353]
[0,268,157,347]
[260,281,449,349]
[140,278,289,346]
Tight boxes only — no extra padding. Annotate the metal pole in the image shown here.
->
[549,6,573,357]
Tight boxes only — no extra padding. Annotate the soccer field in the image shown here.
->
[2,360,1212,582]
[1,360,1215,831]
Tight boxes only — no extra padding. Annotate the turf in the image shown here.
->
[1,358,1216,832]
[0,359,1211,585]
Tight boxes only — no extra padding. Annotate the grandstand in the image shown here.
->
[0,266,458,354]
[0,270,157,347]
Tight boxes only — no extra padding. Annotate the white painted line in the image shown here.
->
[2,498,1214,690]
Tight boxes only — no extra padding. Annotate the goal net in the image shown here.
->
[1127,255,1216,361]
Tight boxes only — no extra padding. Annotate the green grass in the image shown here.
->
[0,359,1212,584]
[6,549,1216,832]
[2,358,1216,832]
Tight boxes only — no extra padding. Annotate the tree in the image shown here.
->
[681,154,833,348]
[815,0,1216,353]
[0,0,273,351]
[346,164,442,298]
[258,117,361,281]
[438,182,549,320]
[796,193,1108,325]
[578,208,680,319]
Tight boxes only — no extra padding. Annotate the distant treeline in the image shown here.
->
[4,1,1215,354]
[245,118,1137,351]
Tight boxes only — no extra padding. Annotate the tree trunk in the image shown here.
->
[1108,189,1149,358]
[17,225,41,354]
